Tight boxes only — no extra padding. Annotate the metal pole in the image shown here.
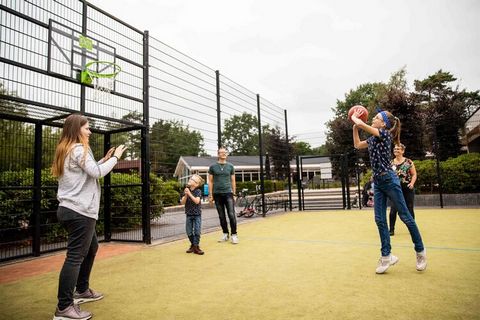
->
[80,0,87,113]
[103,133,112,241]
[32,123,42,256]
[141,30,151,243]
[357,156,362,210]
[284,110,292,211]
[216,70,222,148]
[345,154,351,210]
[433,125,444,208]
[257,94,266,217]
[341,154,347,209]
[296,155,302,210]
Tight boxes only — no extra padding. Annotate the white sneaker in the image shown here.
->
[231,234,239,244]
[375,254,399,274]
[218,233,229,242]
[416,250,427,271]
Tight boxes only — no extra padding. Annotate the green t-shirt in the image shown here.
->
[208,162,235,194]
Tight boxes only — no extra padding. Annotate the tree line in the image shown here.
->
[325,68,480,162]
[2,67,479,181]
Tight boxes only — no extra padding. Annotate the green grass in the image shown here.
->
[1,209,479,319]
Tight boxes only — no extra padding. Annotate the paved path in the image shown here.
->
[0,242,142,284]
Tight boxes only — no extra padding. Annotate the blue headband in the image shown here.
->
[380,111,392,129]
[376,107,392,129]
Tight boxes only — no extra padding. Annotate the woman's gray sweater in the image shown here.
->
[57,144,117,220]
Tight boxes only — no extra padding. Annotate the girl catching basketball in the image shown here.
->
[351,108,427,274]
[52,114,127,319]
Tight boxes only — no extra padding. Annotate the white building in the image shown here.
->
[174,155,333,186]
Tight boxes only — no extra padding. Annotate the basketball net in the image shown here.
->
[91,76,115,102]
[84,61,121,103]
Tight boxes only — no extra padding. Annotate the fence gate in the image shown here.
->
[296,154,361,211]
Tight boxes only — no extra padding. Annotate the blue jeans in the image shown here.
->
[374,171,424,256]
[186,215,202,245]
[213,193,237,235]
[57,207,98,309]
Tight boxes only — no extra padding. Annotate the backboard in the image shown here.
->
[47,20,117,89]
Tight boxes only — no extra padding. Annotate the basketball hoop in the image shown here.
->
[81,60,121,102]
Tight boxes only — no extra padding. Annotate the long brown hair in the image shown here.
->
[51,114,89,177]
[382,111,401,146]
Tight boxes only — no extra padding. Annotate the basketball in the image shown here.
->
[348,105,368,122]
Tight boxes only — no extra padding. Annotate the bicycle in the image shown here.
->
[236,189,261,218]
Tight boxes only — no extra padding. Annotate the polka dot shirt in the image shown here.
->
[367,129,393,178]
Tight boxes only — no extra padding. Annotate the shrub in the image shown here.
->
[0,169,169,242]
[359,153,480,194]
[236,180,286,194]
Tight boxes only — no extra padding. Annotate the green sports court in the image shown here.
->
[1,208,479,319]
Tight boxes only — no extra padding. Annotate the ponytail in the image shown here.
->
[389,115,401,146]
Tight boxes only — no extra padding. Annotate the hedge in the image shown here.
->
[236,180,286,194]
[0,169,180,242]
[360,153,480,194]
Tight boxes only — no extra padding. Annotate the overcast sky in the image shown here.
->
[90,0,480,147]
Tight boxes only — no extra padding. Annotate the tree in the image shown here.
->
[379,68,425,159]
[120,111,142,159]
[222,113,260,155]
[0,84,35,171]
[325,82,387,177]
[326,82,387,157]
[264,127,294,180]
[413,70,480,160]
[311,144,328,156]
[292,141,312,156]
[150,119,205,177]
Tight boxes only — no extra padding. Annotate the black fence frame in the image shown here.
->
[0,0,294,261]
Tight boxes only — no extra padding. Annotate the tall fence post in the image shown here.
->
[257,94,266,216]
[103,133,112,241]
[32,123,42,256]
[296,155,302,210]
[345,153,351,210]
[80,0,87,113]
[216,70,222,148]
[141,30,151,244]
[433,126,444,208]
[340,154,347,209]
[284,109,292,211]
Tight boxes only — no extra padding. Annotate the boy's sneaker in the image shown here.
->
[218,233,229,242]
[231,234,239,244]
[416,250,427,271]
[53,304,92,320]
[375,254,399,274]
[73,288,104,305]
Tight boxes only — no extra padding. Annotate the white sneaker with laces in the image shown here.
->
[218,233,229,242]
[416,250,427,271]
[375,254,399,274]
[231,234,239,244]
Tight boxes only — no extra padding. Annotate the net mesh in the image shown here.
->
[85,61,121,102]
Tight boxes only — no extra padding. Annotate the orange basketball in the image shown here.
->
[348,105,368,122]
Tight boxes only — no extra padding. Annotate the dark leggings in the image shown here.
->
[389,185,415,232]
[57,207,98,310]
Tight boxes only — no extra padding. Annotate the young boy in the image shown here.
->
[181,174,205,255]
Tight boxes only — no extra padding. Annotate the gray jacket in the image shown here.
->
[57,144,117,220]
